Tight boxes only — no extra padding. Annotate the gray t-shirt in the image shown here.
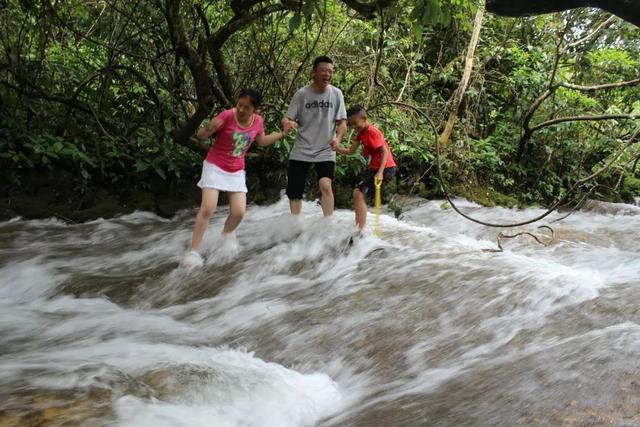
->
[286,84,347,162]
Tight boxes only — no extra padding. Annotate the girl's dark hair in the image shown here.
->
[238,88,262,108]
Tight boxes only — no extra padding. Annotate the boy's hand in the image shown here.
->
[375,170,384,182]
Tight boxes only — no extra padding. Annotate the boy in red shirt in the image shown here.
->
[331,105,397,231]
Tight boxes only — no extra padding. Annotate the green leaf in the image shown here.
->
[422,0,441,26]
[302,1,314,20]
[152,163,166,180]
[135,160,150,172]
[289,13,302,33]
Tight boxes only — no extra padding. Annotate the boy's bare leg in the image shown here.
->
[353,188,367,230]
[222,192,246,234]
[319,177,334,217]
[290,199,302,216]
[191,188,220,251]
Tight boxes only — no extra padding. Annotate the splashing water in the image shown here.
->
[1,197,639,426]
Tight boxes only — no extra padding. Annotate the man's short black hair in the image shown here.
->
[238,88,262,108]
[346,105,367,118]
[312,55,333,69]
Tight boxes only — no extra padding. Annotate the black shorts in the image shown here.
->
[286,160,335,200]
[356,167,396,200]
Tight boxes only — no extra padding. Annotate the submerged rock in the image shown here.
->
[0,389,114,427]
[581,199,640,216]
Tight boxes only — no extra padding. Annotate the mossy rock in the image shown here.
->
[452,184,521,208]
[619,175,640,203]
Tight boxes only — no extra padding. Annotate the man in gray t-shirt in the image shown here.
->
[283,56,347,218]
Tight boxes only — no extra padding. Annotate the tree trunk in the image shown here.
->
[439,0,485,149]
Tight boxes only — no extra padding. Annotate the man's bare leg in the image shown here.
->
[319,177,334,217]
[290,199,302,216]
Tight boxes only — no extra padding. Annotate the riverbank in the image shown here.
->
[0,188,198,223]
[0,178,346,223]
[2,169,638,223]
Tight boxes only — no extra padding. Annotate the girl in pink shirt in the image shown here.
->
[183,89,292,267]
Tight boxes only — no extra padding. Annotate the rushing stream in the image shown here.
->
[1,197,639,426]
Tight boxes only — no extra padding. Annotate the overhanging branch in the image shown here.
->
[531,113,639,132]
[559,77,640,91]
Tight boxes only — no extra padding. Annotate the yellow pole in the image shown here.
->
[374,177,382,237]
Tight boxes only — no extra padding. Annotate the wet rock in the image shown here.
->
[71,197,128,222]
[155,195,194,218]
[139,366,221,400]
[122,190,156,213]
[388,194,427,213]
[0,389,114,427]
[5,191,57,220]
[581,199,640,216]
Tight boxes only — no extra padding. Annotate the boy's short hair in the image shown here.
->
[312,56,333,69]
[346,105,367,118]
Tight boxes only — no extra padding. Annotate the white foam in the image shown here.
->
[0,260,60,302]
[2,195,640,426]
[113,347,341,427]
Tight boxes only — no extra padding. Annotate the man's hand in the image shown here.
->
[282,118,298,133]
[329,138,342,152]
[282,119,296,135]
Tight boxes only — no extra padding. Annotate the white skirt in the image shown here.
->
[197,160,247,193]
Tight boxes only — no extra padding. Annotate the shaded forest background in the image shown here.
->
[1,0,639,221]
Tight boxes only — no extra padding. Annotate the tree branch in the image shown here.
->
[285,2,329,97]
[563,15,616,51]
[518,13,627,159]
[44,0,172,65]
[559,77,640,91]
[1,80,119,137]
[206,3,292,101]
[339,0,394,19]
[530,113,639,132]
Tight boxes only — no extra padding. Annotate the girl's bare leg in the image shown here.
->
[222,192,246,235]
[190,188,220,252]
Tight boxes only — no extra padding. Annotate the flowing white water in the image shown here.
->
[1,197,639,426]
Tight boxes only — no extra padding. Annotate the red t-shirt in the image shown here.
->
[357,124,397,170]
[205,109,264,172]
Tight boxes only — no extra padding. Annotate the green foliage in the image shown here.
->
[0,117,94,187]
[1,0,639,210]
[620,175,640,202]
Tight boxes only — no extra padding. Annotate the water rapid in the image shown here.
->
[1,197,639,426]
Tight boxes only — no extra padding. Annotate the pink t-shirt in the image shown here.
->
[205,109,264,172]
